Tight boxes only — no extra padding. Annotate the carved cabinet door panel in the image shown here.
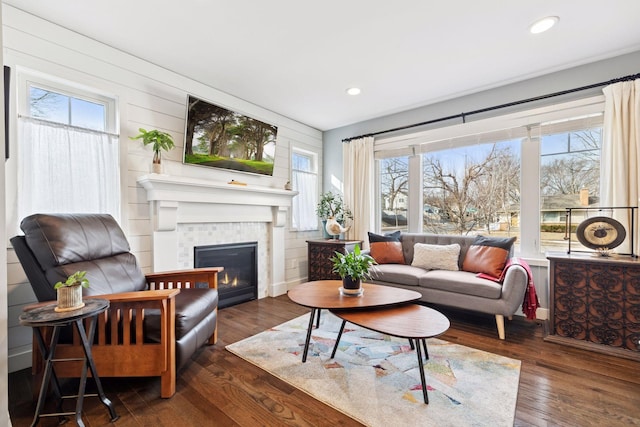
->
[548,253,640,356]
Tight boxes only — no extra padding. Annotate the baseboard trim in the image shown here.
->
[536,307,549,320]
[8,349,31,373]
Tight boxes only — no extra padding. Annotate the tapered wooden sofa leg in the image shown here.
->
[495,314,505,340]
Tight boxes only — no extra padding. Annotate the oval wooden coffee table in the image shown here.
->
[329,304,450,404]
[287,280,421,362]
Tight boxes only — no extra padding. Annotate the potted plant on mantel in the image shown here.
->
[130,128,175,174]
[330,244,377,296]
[316,191,353,239]
[54,271,90,312]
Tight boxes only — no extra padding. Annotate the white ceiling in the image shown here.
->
[6,1,640,131]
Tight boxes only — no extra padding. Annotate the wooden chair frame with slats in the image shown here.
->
[28,268,221,398]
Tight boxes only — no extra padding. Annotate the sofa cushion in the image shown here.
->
[399,233,476,268]
[418,270,503,299]
[411,243,460,271]
[369,264,427,286]
[368,231,405,264]
[368,230,401,243]
[462,236,516,278]
[370,241,405,264]
[144,288,219,342]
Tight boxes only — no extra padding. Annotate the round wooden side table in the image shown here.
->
[19,298,119,427]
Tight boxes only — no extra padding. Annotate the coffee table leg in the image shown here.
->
[330,320,347,359]
[415,339,429,404]
[302,309,317,363]
[422,339,429,360]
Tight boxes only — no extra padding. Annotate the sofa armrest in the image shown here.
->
[500,264,528,315]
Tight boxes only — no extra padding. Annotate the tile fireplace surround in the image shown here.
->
[137,174,297,299]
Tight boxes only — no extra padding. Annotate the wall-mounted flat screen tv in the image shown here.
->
[183,95,277,176]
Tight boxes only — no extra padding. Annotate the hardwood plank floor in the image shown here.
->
[8,295,640,426]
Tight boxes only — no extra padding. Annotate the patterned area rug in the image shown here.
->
[226,311,520,427]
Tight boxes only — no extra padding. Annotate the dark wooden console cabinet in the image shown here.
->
[546,252,640,360]
[307,239,363,282]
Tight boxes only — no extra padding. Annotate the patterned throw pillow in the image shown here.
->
[410,243,461,271]
[368,231,405,264]
[462,236,516,279]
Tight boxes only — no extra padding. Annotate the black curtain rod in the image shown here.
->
[342,72,640,142]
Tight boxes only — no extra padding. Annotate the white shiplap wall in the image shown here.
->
[4,4,323,372]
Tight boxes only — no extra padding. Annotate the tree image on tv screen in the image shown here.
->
[184,95,277,176]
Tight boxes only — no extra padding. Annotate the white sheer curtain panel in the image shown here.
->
[18,117,121,223]
[291,169,318,231]
[343,136,375,248]
[601,79,640,255]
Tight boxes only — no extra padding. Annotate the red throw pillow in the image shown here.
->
[369,241,405,264]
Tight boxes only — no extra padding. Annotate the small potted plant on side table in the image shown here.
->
[130,128,175,174]
[54,271,90,312]
[331,244,377,296]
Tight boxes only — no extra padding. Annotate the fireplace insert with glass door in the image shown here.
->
[194,242,258,308]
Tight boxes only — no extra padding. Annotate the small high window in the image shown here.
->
[15,73,120,225]
[291,148,318,231]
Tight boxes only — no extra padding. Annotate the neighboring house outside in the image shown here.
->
[541,190,600,228]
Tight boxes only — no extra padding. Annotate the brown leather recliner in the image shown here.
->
[11,213,222,398]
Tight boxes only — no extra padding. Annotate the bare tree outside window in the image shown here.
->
[376,114,603,256]
[422,141,520,237]
[539,127,602,252]
[29,86,106,131]
[380,157,409,231]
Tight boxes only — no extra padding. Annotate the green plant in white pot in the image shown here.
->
[330,244,377,295]
[130,128,175,174]
[54,271,90,312]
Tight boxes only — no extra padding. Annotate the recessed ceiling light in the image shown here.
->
[346,87,361,96]
[530,16,559,34]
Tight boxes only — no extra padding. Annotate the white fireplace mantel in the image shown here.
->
[137,173,298,297]
[138,173,297,210]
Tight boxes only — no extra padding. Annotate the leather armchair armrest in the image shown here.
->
[145,267,223,290]
[24,289,181,312]
[86,288,180,303]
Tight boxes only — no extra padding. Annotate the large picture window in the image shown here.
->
[374,97,604,259]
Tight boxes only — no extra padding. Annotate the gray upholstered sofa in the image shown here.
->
[366,233,528,339]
